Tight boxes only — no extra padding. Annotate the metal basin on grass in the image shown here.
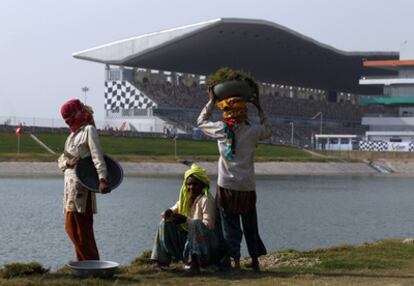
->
[67,260,120,278]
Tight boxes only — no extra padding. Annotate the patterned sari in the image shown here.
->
[151,219,220,266]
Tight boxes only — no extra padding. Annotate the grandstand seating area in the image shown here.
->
[133,80,397,146]
[135,81,206,109]
[135,81,395,121]
[260,93,396,122]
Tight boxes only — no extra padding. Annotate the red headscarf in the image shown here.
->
[61,99,94,133]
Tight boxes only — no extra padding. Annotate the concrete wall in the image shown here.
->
[324,150,414,161]
[104,116,168,133]
[362,117,414,125]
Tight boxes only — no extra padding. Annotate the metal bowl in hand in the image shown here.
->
[67,260,120,278]
[75,155,123,193]
[213,80,257,101]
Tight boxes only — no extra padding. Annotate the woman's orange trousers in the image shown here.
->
[65,193,99,260]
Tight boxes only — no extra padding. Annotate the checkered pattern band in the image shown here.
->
[359,141,388,152]
[105,81,157,110]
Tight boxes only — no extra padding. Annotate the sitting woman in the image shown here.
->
[151,164,219,273]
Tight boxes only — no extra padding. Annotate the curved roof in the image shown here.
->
[73,18,398,94]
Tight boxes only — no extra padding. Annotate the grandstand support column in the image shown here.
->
[120,66,124,81]
[105,64,110,81]
[171,72,177,86]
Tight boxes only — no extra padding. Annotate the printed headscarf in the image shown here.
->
[178,164,211,218]
[216,97,247,160]
[60,99,94,133]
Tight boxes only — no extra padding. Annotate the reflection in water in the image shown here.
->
[1,175,414,269]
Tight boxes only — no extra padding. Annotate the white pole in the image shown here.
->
[311,132,314,149]
[82,86,89,104]
[290,122,294,145]
[312,111,323,135]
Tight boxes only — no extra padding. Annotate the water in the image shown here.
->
[1,175,414,269]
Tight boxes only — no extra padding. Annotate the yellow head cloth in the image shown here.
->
[178,164,211,218]
[217,97,248,123]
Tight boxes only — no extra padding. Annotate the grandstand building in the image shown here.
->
[73,18,398,146]
[359,42,414,151]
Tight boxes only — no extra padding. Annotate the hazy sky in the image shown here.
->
[1,0,413,121]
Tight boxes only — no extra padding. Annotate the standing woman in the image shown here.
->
[197,68,272,272]
[58,99,109,261]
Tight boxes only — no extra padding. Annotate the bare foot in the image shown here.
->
[244,258,260,272]
[233,259,241,271]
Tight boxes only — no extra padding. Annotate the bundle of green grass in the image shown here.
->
[207,67,259,102]
[207,67,258,89]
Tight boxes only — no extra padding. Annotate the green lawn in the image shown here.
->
[0,132,47,153]
[0,131,327,162]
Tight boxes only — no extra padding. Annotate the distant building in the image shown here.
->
[73,18,397,145]
[314,134,358,151]
[359,41,414,151]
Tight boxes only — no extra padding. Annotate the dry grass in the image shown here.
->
[1,262,48,278]
[3,240,414,285]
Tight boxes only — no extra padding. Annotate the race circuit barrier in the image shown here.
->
[359,140,414,152]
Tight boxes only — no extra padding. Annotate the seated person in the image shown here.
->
[151,164,219,273]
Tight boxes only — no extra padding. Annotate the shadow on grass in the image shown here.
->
[230,270,414,280]
[310,271,414,279]
[43,272,142,284]
[12,268,414,285]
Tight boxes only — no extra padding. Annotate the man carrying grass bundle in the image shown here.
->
[197,67,272,272]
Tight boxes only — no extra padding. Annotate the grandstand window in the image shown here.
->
[106,109,120,116]
[390,137,402,143]
[133,109,148,116]
[329,138,338,144]
[340,138,349,144]
[122,109,132,116]
[123,69,134,82]
[109,70,121,80]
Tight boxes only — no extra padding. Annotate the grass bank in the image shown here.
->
[2,240,414,285]
[0,132,334,162]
